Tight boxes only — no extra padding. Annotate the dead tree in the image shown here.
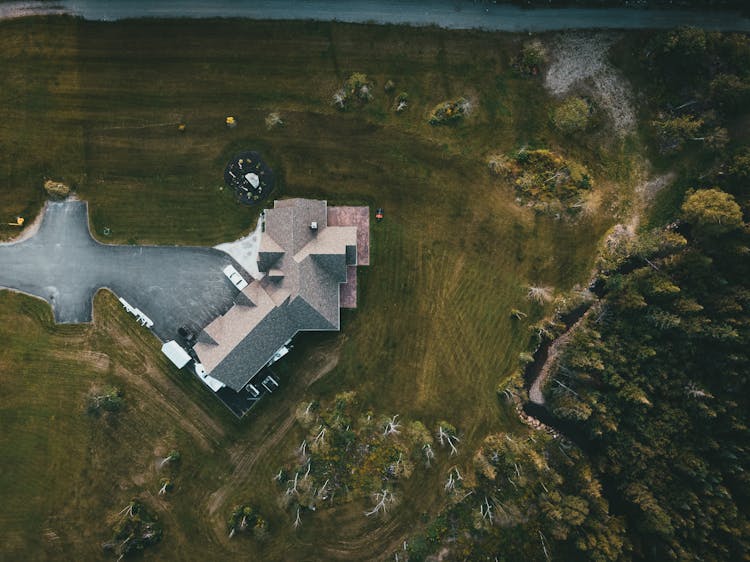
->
[158,479,171,496]
[383,415,401,436]
[423,443,435,467]
[159,450,180,468]
[117,501,137,518]
[444,472,456,492]
[317,479,330,501]
[527,285,554,304]
[437,425,460,456]
[539,530,550,561]
[293,507,302,529]
[364,489,393,517]
[286,472,300,496]
[480,496,494,523]
[511,308,528,320]
[332,89,346,109]
[313,426,327,446]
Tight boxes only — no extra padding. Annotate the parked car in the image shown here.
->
[223,265,248,290]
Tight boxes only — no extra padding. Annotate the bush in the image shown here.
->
[228,504,267,540]
[428,97,470,125]
[44,179,70,199]
[490,148,593,215]
[394,92,409,113]
[103,501,162,559]
[513,40,546,75]
[333,73,374,110]
[345,72,373,101]
[87,387,124,415]
[551,97,591,134]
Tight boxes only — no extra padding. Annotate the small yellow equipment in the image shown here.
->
[225,116,237,128]
[178,123,186,132]
[8,217,24,227]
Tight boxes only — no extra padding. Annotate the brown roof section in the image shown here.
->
[327,206,370,308]
[327,206,370,265]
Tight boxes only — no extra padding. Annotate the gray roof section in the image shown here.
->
[207,305,296,389]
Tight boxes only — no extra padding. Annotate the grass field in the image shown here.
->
[0,17,640,560]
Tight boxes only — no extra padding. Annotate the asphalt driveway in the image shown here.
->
[0,200,241,342]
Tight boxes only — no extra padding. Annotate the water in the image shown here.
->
[2,0,749,31]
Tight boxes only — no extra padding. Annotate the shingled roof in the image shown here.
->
[193,199,362,391]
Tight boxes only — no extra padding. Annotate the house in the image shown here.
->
[192,199,369,397]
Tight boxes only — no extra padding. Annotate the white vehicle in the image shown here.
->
[223,265,248,290]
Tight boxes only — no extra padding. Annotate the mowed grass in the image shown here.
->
[0,17,638,560]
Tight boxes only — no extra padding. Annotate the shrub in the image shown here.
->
[103,501,162,559]
[394,92,409,113]
[428,97,470,125]
[345,72,373,101]
[87,387,124,415]
[333,73,374,110]
[44,179,70,199]
[513,40,546,75]
[551,97,591,134]
[490,149,593,215]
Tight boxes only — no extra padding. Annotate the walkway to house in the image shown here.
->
[0,200,241,342]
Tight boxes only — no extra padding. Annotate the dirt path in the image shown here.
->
[95,290,227,449]
[205,345,341,541]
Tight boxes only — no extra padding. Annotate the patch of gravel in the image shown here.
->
[544,32,636,135]
[639,172,676,202]
[214,215,264,280]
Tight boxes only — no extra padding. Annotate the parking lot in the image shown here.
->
[0,201,242,342]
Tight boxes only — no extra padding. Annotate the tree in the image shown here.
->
[727,148,750,187]
[659,26,708,62]
[681,188,744,235]
[651,115,703,153]
[551,97,591,134]
[710,74,750,113]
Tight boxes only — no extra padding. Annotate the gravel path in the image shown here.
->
[545,32,636,135]
[214,215,264,281]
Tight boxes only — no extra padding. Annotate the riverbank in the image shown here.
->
[1,0,750,31]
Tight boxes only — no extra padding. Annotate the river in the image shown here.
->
[1,0,749,31]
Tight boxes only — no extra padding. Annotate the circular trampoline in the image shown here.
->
[224,151,275,205]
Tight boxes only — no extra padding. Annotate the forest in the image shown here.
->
[403,27,750,561]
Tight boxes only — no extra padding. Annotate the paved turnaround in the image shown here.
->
[0,200,240,342]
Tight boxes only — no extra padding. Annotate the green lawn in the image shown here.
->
[0,17,639,560]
